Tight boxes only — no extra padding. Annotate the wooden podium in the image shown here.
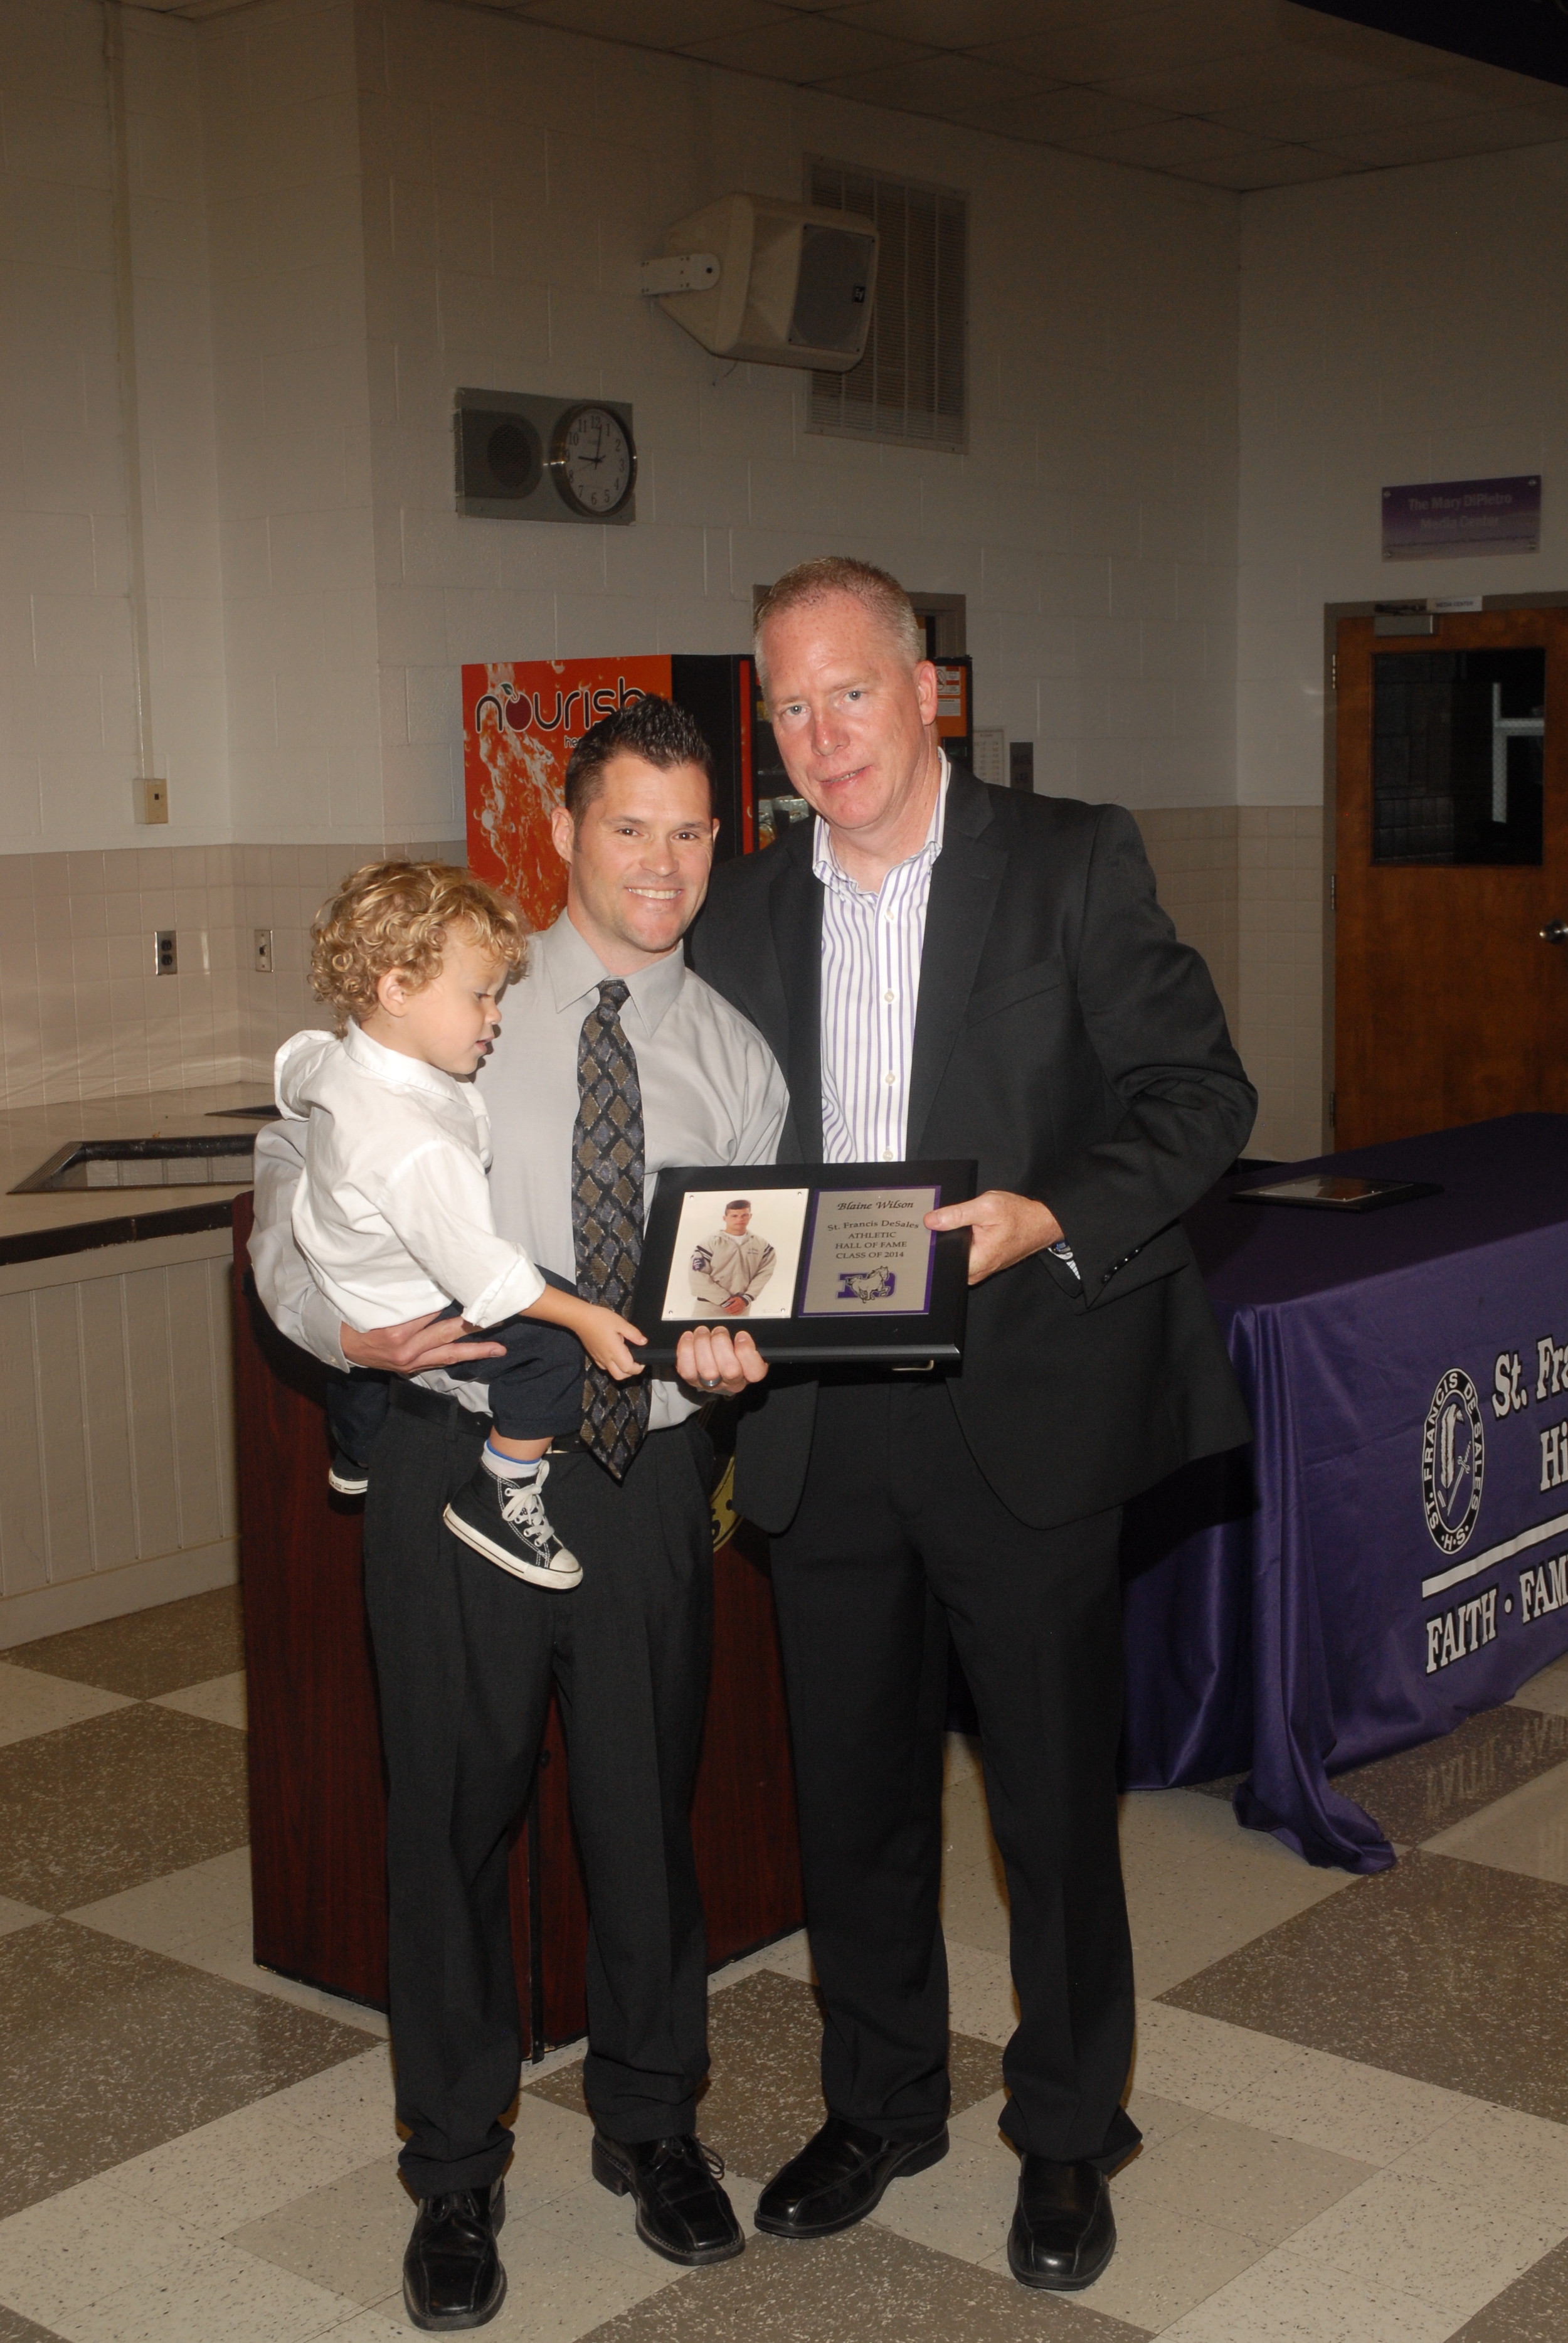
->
[230,1199,803,2051]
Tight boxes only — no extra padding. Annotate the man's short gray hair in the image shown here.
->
[753,557,923,694]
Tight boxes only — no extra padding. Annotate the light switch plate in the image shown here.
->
[139,778,168,824]
[253,929,273,974]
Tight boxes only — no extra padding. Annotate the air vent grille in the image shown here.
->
[806,160,967,453]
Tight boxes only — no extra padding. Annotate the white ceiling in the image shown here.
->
[139,0,1568,189]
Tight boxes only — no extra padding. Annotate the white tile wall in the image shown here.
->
[1136,806,1240,1046]
[0,836,450,1111]
[1237,806,1324,1162]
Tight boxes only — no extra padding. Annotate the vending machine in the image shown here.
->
[463,651,974,923]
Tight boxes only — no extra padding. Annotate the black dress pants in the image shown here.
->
[766,1380,1138,2169]
[361,1381,715,2199]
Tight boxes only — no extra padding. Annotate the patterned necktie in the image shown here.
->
[572,979,650,1479]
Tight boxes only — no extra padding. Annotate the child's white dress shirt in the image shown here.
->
[274,1021,546,1335]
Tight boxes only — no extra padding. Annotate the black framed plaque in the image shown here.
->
[630,1161,978,1366]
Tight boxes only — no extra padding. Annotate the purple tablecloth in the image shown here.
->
[1121,1115,1568,1871]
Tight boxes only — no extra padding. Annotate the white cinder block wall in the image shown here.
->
[6,0,1568,1150]
[1,0,1248,1115]
[356,0,1242,846]
[201,0,382,849]
[1237,142,1568,1157]
[0,0,227,852]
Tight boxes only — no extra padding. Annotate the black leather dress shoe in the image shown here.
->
[754,2115,949,2239]
[403,2179,506,2330]
[591,2133,744,2266]
[1008,2157,1116,2291]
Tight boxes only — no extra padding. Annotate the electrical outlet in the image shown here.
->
[253,929,274,974]
[139,778,168,825]
[154,930,177,975]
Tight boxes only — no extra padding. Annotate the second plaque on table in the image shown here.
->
[631,1161,977,1366]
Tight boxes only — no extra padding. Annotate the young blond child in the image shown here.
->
[276,860,645,1589]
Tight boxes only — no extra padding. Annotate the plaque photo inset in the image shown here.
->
[660,1186,811,1322]
[630,1160,978,1368]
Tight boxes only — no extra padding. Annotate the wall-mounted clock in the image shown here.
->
[549,403,637,519]
[455,389,637,526]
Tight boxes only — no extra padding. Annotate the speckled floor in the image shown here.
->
[3,1592,1568,2343]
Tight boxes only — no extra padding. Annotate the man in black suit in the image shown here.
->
[682,556,1254,2292]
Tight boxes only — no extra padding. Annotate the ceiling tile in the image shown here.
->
[968,83,1174,143]
[1061,114,1283,167]
[1309,108,1568,167]
[1100,46,1388,116]
[679,17,933,78]
[977,0,1276,85]
[820,50,1051,115]
[523,0,790,46]
[1214,74,1501,146]
[1172,141,1367,189]
[827,0,1064,46]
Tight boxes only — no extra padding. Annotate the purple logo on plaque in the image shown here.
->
[1382,477,1540,561]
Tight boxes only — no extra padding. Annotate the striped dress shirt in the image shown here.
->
[814,757,949,1165]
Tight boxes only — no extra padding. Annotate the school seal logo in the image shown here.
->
[836,1267,896,1303]
[1422,1368,1485,1554]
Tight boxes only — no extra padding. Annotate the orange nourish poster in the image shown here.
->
[462,656,673,930]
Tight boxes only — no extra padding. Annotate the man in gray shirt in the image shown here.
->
[250,697,785,2330]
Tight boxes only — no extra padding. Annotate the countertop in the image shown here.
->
[0,1083,272,1268]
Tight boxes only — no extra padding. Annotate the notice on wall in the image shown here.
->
[463,656,672,930]
[1382,476,1540,561]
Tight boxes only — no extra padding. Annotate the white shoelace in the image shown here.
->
[499,1479,553,1544]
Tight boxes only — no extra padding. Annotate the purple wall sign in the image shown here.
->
[1382,476,1541,561]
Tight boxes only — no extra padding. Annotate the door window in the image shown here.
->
[1372,648,1545,864]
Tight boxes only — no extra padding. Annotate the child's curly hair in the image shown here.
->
[310,861,526,1036]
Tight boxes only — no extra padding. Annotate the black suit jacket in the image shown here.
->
[688,770,1256,1533]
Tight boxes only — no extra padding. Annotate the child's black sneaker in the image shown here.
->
[443,1457,583,1589]
[328,1450,370,1497]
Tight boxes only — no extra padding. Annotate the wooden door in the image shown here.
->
[1335,608,1568,1147]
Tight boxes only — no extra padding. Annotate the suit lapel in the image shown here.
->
[907,774,1005,1156]
[767,833,825,1164]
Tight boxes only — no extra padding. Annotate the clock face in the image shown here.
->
[551,405,635,519]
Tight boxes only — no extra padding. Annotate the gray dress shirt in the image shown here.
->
[250,910,789,1432]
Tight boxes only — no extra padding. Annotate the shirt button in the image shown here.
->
[884,1070,896,1085]
[883,989,896,1004]
[882,1149,895,1161]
